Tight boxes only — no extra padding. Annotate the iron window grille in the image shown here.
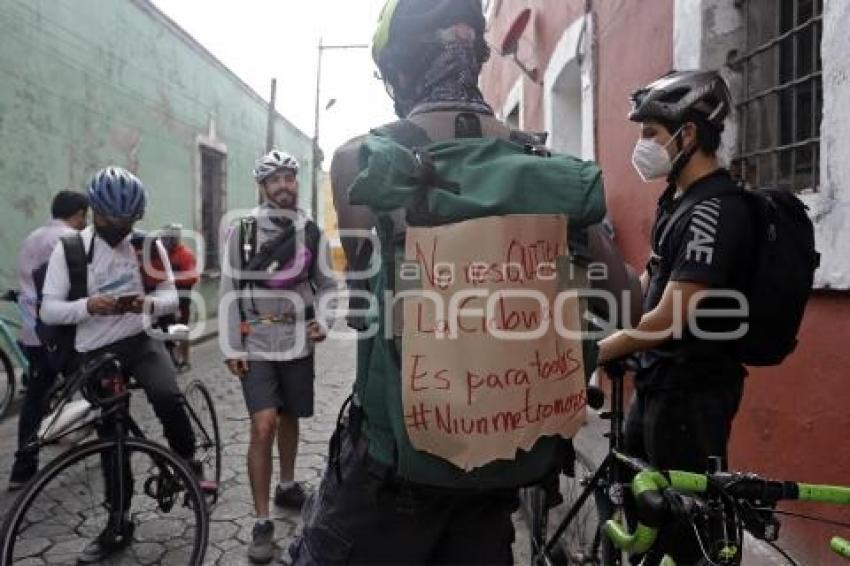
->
[200,147,226,272]
[732,0,822,192]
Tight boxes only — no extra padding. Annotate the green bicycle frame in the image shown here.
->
[0,317,28,371]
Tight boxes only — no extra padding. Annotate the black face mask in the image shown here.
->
[96,224,132,247]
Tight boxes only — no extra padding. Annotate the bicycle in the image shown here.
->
[0,351,222,565]
[521,358,632,565]
[522,357,850,565]
[0,290,29,422]
[602,452,850,565]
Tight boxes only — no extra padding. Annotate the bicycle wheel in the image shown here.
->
[0,436,209,565]
[0,346,16,422]
[183,380,222,492]
[520,484,559,565]
[553,448,613,565]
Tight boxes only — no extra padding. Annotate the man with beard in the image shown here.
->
[220,150,338,564]
[40,167,198,563]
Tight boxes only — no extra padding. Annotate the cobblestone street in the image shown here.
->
[0,328,532,564]
[0,328,787,565]
[0,328,354,564]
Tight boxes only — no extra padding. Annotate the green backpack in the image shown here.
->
[348,119,606,489]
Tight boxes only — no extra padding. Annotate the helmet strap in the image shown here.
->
[666,125,698,184]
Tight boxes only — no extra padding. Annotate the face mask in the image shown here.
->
[96,224,132,247]
[631,127,685,182]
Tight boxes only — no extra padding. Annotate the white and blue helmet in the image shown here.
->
[253,150,299,183]
[87,167,147,220]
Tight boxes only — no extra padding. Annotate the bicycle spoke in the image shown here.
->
[2,439,207,565]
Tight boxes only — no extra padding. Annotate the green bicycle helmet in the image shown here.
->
[372,0,489,77]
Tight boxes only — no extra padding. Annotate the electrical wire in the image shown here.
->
[751,508,850,530]
[687,516,726,566]
[764,540,799,566]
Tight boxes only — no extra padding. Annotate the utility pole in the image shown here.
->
[311,39,323,219]
[266,78,277,152]
[311,40,370,222]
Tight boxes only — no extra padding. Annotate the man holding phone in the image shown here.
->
[40,167,198,564]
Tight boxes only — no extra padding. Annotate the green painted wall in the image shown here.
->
[0,0,314,319]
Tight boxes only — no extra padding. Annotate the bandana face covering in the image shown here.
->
[391,24,493,118]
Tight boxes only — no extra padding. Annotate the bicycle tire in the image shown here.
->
[521,483,560,565]
[0,347,16,422]
[183,379,222,489]
[0,436,209,565]
[541,447,620,566]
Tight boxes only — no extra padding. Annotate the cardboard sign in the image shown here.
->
[401,214,587,470]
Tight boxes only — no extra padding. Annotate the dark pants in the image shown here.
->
[90,333,195,516]
[11,345,60,480]
[624,381,744,564]
[90,333,195,459]
[288,419,518,565]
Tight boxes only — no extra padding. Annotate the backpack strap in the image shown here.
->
[61,234,88,301]
[656,183,742,254]
[374,119,432,149]
[236,216,258,343]
[454,112,483,138]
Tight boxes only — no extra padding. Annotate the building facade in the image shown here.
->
[481,1,850,563]
[0,0,314,319]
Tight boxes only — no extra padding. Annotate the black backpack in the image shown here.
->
[660,185,819,367]
[32,234,88,373]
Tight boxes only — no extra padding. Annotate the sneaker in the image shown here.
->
[274,482,308,510]
[248,520,275,564]
[77,521,134,564]
[7,463,36,492]
[6,477,29,492]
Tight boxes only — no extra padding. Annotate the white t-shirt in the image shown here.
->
[16,219,76,346]
[40,226,178,352]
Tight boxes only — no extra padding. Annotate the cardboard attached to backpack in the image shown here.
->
[402,214,587,470]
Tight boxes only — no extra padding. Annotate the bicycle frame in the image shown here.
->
[30,353,218,500]
[0,316,28,371]
[537,361,630,564]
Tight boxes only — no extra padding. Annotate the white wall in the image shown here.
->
[674,0,849,289]
[807,0,850,288]
[500,78,524,130]
[543,14,594,160]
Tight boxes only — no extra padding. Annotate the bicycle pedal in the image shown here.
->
[600,411,612,420]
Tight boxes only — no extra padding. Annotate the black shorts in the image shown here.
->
[241,356,315,417]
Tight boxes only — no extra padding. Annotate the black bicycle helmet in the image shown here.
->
[372,0,489,78]
[629,70,731,129]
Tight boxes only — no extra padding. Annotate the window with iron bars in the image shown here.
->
[200,147,226,272]
[732,0,822,193]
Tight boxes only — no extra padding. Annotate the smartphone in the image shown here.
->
[115,294,141,313]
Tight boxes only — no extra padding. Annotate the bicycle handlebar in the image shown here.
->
[833,537,850,559]
[604,459,850,557]
[0,290,18,303]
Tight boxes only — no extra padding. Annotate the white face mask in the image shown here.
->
[631,127,684,182]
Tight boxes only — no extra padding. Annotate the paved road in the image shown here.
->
[0,333,785,564]
[0,330,535,564]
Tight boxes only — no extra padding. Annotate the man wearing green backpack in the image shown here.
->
[287,1,639,563]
